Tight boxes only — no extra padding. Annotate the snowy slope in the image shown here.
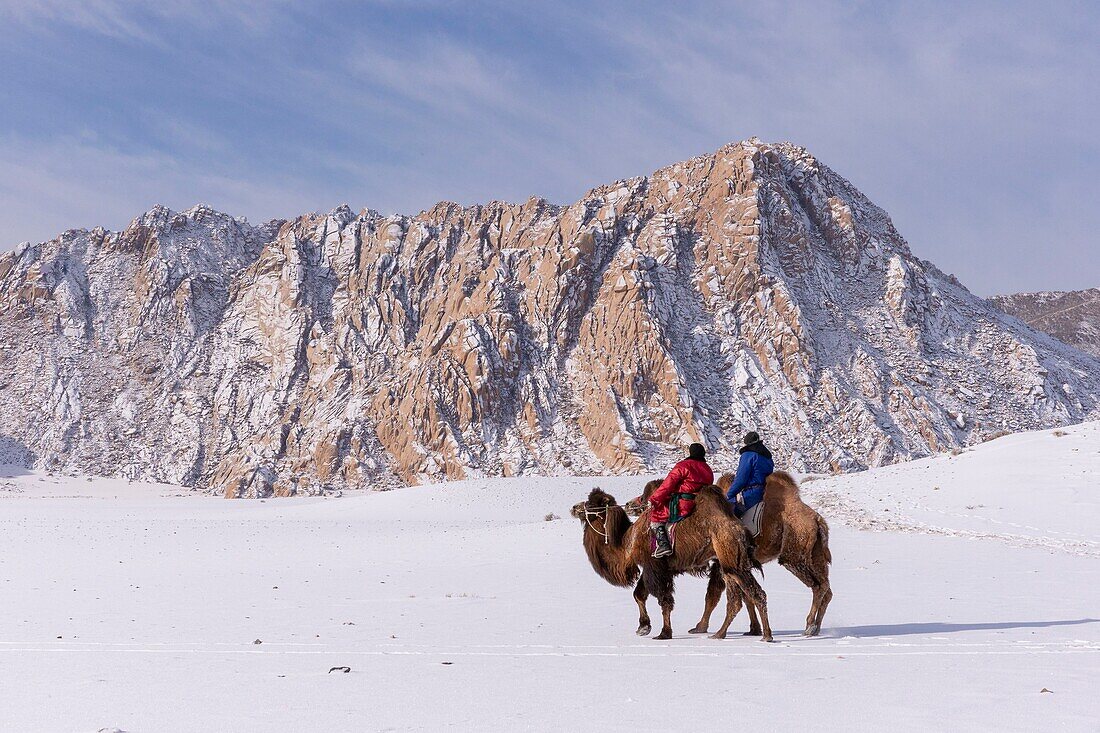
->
[810,421,1100,556]
[1,425,1097,731]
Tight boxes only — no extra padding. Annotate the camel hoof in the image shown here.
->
[653,631,672,640]
[636,625,651,637]
[688,626,708,634]
[708,632,727,640]
[742,629,762,637]
[761,635,774,643]
[804,624,820,637]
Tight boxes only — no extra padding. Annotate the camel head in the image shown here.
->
[623,479,661,517]
[570,488,618,522]
[623,495,645,517]
[572,488,636,545]
[572,488,637,587]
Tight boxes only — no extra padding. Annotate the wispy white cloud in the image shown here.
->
[0,0,290,42]
[0,132,341,241]
[0,0,155,41]
[348,40,515,118]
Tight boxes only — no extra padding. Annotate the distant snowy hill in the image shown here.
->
[991,288,1100,359]
[1,139,1099,496]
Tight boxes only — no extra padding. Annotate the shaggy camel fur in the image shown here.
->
[571,486,772,641]
[628,471,832,636]
[620,480,726,637]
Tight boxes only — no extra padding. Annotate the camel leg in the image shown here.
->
[643,564,675,640]
[784,563,821,634]
[743,598,762,636]
[811,567,833,635]
[726,569,772,642]
[632,578,652,636]
[809,518,833,635]
[655,600,674,640]
[786,563,832,636]
[689,564,725,634]
[710,583,744,639]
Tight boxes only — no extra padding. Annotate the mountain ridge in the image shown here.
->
[990,288,1100,359]
[2,138,1098,496]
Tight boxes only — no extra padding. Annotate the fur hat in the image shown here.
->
[688,443,706,460]
[743,431,761,446]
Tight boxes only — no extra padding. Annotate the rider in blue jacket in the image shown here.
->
[726,431,773,517]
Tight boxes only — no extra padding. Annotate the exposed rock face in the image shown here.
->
[2,139,1099,496]
[990,289,1100,359]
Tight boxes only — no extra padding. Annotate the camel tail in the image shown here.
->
[815,514,832,565]
[744,528,764,577]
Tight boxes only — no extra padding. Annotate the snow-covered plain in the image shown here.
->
[1,425,1098,732]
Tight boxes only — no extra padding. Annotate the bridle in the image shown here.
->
[581,502,616,544]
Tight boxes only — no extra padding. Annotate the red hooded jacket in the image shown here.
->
[649,458,714,523]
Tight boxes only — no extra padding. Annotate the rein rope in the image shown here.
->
[582,504,618,545]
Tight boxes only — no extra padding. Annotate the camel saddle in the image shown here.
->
[740,502,764,537]
[666,491,698,524]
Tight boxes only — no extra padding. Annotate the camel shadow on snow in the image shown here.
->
[815,618,1100,639]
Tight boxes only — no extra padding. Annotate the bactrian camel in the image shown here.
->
[627,471,833,636]
[571,486,773,641]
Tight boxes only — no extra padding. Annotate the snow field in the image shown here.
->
[0,425,1097,731]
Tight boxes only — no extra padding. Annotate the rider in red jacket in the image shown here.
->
[649,443,713,557]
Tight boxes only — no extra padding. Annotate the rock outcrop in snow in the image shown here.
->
[2,139,1099,496]
[990,288,1100,359]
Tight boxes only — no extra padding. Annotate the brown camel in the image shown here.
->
[571,485,773,641]
[620,480,728,637]
[627,471,832,636]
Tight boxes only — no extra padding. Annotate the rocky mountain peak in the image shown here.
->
[1,139,1097,496]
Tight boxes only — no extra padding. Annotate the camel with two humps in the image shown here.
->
[626,470,832,636]
[571,485,773,641]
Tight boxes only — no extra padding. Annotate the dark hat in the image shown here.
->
[688,443,706,460]
[743,431,761,446]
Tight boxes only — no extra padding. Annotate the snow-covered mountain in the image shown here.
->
[2,139,1098,496]
[991,288,1100,359]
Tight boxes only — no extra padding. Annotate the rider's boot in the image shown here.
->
[651,522,673,558]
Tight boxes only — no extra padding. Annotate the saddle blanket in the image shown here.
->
[740,502,764,537]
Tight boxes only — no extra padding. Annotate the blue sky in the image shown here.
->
[1,1,1097,295]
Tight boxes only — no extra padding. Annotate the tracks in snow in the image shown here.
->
[805,487,1100,559]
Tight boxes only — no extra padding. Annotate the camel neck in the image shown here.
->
[583,516,639,588]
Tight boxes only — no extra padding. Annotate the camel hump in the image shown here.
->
[764,470,800,501]
[716,473,734,492]
[694,485,736,518]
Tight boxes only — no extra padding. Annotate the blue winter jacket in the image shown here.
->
[726,449,773,514]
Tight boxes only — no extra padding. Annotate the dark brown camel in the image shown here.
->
[627,471,832,636]
[620,481,726,637]
[571,486,773,641]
